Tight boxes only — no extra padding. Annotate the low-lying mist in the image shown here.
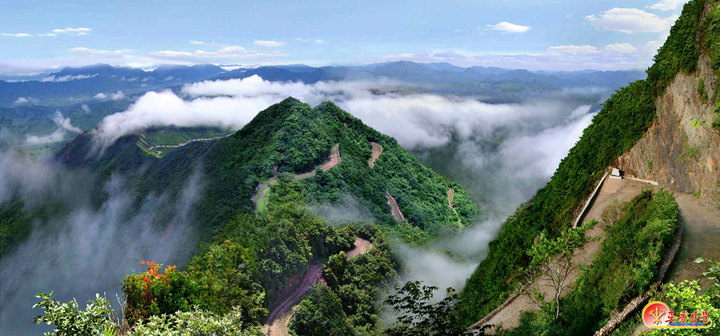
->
[1,73,612,332]
[0,153,202,335]
[96,74,599,293]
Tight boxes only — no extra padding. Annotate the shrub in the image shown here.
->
[289,284,353,336]
[128,307,263,336]
[33,292,116,336]
[122,261,199,325]
[384,281,482,336]
[647,280,720,336]
[713,103,720,131]
[698,78,708,103]
[32,292,263,336]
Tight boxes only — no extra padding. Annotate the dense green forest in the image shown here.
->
[22,97,479,335]
[290,228,397,335]
[457,0,719,326]
[57,97,478,240]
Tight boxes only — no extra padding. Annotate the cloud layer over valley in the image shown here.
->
[92,75,602,295]
[0,153,202,335]
[1,75,602,332]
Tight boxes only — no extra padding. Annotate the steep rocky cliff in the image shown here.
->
[616,54,720,207]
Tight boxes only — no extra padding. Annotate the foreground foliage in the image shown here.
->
[128,308,262,336]
[289,284,354,336]
[385,281,478,336]
[33,292,262,336]
[33,292,115,336]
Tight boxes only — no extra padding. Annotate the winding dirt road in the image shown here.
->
[263,265,324,336]
[447,187,461,224]
[369,142,383,168]
[480,178,655,331]
[670,192,720,282]
[386,191,405,223]
[253,145,341,213]
[262,238,373,336]
[477,174,720,334]
[146,134,232,157]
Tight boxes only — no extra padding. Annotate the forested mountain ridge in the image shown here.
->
[457,0,720,329]
[3,96,480,334]
[55,97,478,240]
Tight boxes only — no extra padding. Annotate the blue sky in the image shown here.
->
[0,0,689,73]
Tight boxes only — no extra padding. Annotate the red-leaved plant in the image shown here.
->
[122,260,197,326]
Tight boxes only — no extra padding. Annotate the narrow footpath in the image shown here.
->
[480,178,654,330]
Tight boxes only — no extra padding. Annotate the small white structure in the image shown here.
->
[611,168,623,179]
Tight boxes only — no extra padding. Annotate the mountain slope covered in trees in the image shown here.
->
[4,97,480,334]
[56,97,478,238]
[457,0,718,328]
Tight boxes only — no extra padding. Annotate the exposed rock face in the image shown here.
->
[615,55,720,206]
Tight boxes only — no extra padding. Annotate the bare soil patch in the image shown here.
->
[369,142,383,168]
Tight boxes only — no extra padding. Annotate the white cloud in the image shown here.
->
[1,27,91,39]
[53,111,82,133]
[110,91,125,100]
[14,97,31,105]
[395,244,478,294]
[42,74,97,82]
[648,0,687,11]
[486,21,531,33]
[189,40,206,45]
[95,90,267,142]
[604,42,637,54]
[24,112,81,145]
[150,45,284,62]
[0,33,32,37]
[94,91,125,101]
[151,50,195,58]
[547,45,600,55]
[645,39,665,56]
[25,129,67,145]
[96,75,593,151]
[253,40,286,47]
[296,38,325,44]
[586,8,675,34]
[500,109,594,178]
[69,47,132,55]
[52,27,92,36]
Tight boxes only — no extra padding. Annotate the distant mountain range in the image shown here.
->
[0,61,646,107]
[225,61,645,88]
